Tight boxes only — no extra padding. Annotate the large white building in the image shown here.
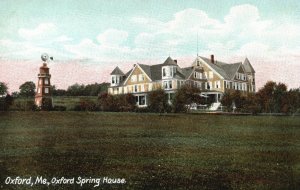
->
[108,55,255,109]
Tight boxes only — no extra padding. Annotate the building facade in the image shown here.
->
[108,55,255,109]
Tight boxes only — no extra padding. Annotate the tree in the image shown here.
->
[19,81,36,97]
[0,82,8,96]
[256,81,288,113]
[0,94,14,111]
[172,85,203,113]
[98,92,117,111]
[51,85,67,96]
[148,89,170,113]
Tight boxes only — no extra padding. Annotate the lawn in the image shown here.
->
[0,112,299,189]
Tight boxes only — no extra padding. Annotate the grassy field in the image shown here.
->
[0,112,299,189]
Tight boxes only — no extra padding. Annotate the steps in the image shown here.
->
[209,102,221,111]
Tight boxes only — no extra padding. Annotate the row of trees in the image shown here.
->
[7,82,109,97]
[1,80,300,114]
[97,85,214,113]
[221,81,300,114]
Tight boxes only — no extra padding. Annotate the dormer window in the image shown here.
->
[163,68,166,77]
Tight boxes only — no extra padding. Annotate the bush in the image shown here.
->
[148,89,171,113]
[72,99,98,111]
[0,94,14,111]
[53,105,67,111]
[41,98,53,111]
[98,93,136,112]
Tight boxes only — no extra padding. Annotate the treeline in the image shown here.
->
[1,80,300,114]
[53,83,109,96]
[7,82,109,97]
[221,81,300,114]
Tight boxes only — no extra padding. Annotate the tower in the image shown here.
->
[35,53,53,109]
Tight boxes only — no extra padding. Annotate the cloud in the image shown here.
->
[96,29,128,46]
[18,23,58,41]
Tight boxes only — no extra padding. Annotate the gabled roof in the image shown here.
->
[243,58,255,73]
[110,66,124,75]
[163,56,177,65]
[218,62,242,79]
[139,64,152,79]
[114,56,253,85]
[180,67,194,79]
[198,56,229,79]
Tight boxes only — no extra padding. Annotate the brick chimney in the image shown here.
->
[211,54,214,64]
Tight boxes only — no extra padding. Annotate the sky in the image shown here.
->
[0,0,300,92]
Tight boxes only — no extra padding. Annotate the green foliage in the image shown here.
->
[0,82,8,96]
[19,81,36,97]
[52,105,67,111]
[148,89,171,113]
[66,83,109,96]
[256,81,290,113]
[172,85,203,113]
[41,98,53,111]
[73,98,98,111]
[98,92,136,112]
[0,94,14,111]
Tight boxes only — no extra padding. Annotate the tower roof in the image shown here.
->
[163,56,177,65]
[243,58,255,73]
[110,66,124,75]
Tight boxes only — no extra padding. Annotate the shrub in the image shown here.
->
[41,98,53,111]
[53,105,67,111]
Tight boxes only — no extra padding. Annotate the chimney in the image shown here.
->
[174,59,177,64]
[211,54,214,64]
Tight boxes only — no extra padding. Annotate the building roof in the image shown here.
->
[163,56,177,65]
[243,58,255,73]
[198,56,230,79]
[110,66,124,75]
[119,55,254,84]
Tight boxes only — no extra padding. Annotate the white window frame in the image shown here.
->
[45,87,49,94]
[209,71,213,79]
[131,75,137,82]
[138,74,144,81]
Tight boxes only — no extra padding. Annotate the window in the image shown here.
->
[141,84,144,92]
[204,72,207,79]
[111,76,115,84]
[149,83,152,91]
[209,71,213,79]
[131,75,137,82]
[139,96,145,105]
[163,81,172,89]
[134,85,138,92]
[194,72,202,79]
[138,74,144,81]
[136,95,146,106]
[44,78,49,85]
[162,68,166,77]
[45,87,49,94]
[215,80,220,89]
